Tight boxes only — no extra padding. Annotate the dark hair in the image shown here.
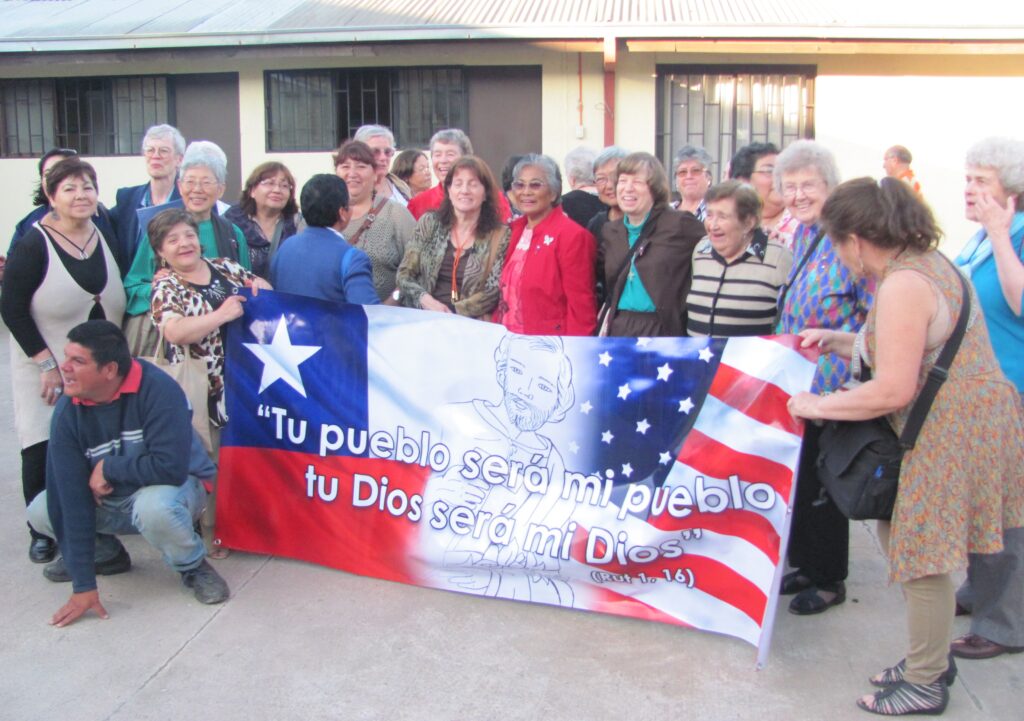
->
[501,154,526,193]
[705,180,763,224]
[333,140,376,169]
[729,142,780,180]
[67,320,132,376]
[44,157,98,200]
[301,174,350,227]
[392,149,426,185]
[436,156,505,236]
[33,148,78,206]
[820,177,941,253]
[239,161,298,217]
[147,208,200,260]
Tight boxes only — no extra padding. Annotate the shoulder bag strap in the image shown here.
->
[776,229,826,318]
[898,260,971,449]
[348,195,390,248]
[597,231,649,324]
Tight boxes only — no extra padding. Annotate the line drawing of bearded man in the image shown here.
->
[419,334,577,607]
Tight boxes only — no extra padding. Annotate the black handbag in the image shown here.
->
[816,263,971,520]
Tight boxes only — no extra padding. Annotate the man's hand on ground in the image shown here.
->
[50,590,109,627]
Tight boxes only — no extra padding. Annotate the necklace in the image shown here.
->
[449,225,476,304]
[42,223,96,260]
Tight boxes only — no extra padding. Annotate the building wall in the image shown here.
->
[2,43,1023,254]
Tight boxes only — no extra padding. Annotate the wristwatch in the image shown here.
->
[37,356,58,372]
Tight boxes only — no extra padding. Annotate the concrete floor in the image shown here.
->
[1,324,1020,721]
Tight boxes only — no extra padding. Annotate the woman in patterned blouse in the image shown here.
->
[774,140,875,617]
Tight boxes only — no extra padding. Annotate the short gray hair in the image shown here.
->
[142,124,185,157]
[564,146,596,185]
[593,145,629,175]
[513,154,562,205]
[429,128,473,156]
[180,141,228,185]
[773,139,840,194]
[673,145,713,173]
[354,124,395,147]
[966,137,1024,197]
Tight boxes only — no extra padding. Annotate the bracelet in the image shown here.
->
[37,357,58,373]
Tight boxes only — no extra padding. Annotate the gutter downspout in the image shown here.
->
[603,35,617,146]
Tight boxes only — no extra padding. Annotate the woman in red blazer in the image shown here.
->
[494,154,597,335]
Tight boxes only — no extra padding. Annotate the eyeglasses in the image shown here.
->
[752,167,775,176]
[595,175,614,187]
[144,146,174,158]
[180,178,220,191]
[676,168,710,178]
[511,180,548,192]
[258,179,293,191]
[781,180,826,198]
[372,147,396,157]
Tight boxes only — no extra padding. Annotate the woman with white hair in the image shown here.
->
[494,154,597,335]
[122,140,250,356]
[672,145,714,220]
[560,146,604,229]
[950,136,1024,662]
[774,139,874,616]
[354,124,412,206]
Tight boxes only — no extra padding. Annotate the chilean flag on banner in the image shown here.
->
[217,290,816,663]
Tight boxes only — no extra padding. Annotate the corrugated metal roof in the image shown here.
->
[1,0,1021,52]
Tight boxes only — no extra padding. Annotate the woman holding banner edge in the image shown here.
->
[788,177,1024,715]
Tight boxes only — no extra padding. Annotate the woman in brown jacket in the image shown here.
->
[599,152,705,337]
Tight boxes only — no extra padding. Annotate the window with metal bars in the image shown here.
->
[656,66,815,181]
[265,67,466,152]
[0,76,170,158]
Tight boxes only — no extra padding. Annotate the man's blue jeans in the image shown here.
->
[27,478,207,573]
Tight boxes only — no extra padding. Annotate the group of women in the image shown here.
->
[2,128,1022,717]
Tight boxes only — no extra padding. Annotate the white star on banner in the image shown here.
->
[243,315,321,397]
[659,451,673,465]
[569,441,580,454]
[617,383,631,400]
[636,418,651,434]
[601,430,614,444]
[621,463,634,478]
[699,346,714,363]
[598,352,612,367]
[678,397,695,414]
[580,400,593,415]
[656,363,673,382]
[636,337,652,347]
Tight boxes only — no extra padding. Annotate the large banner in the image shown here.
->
[218,291,816,662]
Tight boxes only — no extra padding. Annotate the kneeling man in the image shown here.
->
[27,320,227,627]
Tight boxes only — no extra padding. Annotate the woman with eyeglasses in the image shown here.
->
[494,154,597,335]
[671,145,714,221]
[122,141,250,356]
[774,139,875,617]
[354,125,412,206]
[224,162,305,278]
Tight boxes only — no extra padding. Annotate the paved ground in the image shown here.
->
[1,323,1020,721]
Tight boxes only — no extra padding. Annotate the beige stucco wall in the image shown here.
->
[2,43,1023,256]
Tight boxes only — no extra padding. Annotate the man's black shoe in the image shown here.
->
[42,542,132,582]
[29,537,57,564]
[181,559,229,604]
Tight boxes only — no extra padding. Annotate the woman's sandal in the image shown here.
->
[780,571,814,595]
[857,680,949,716]
[788,581,846,615]
[870,656,957,688]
